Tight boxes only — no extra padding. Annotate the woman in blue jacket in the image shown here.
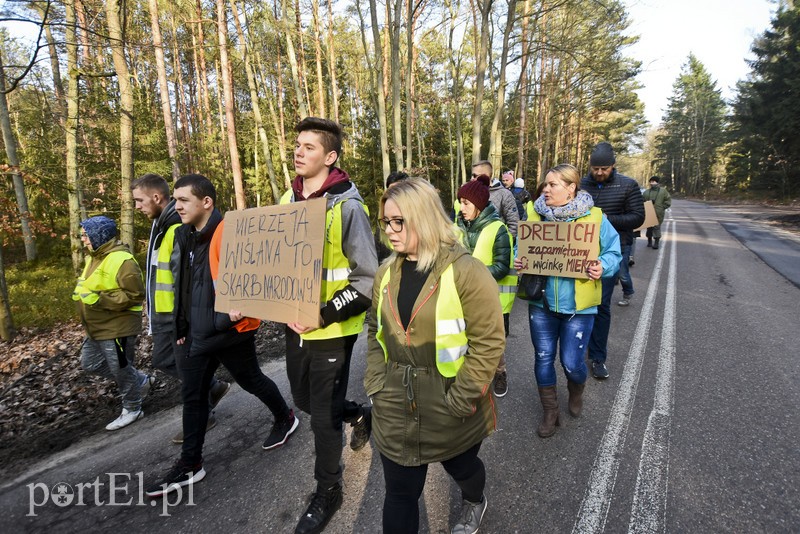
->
[515,164,621,438]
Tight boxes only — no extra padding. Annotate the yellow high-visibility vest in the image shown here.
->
[376,264,467,377]
[153,223,179,313]
[471,220,516,313]
[280,190,367,340]
[72,250,143,312]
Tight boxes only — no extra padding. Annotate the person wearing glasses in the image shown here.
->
[73,216,151,431]
[367,178,505,534]
[456,175,515,398]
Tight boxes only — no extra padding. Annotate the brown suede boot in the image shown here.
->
[567,380,585,417]
[537,386,560,438]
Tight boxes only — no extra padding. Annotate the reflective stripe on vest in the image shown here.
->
[153,223,179,313]
[280,190,367,340]
[471,220,517,313]
[376,264,467,378]
[528,207,603,310]
[72,250,143,312]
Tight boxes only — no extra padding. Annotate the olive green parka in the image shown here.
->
[365,244,505,466]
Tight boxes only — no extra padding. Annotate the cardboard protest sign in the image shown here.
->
[214,197,327,328]
[634,200,659,232]
[517,220,599,279]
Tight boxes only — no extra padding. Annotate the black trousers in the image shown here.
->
[285,328,361,489]
[179,336,289,465]
[379,442,485,534]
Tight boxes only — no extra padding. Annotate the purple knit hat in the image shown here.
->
[458,175,490,210]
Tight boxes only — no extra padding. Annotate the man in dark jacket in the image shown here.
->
[580,142,645,379]
[132,174,230,444]
[145,174,296,498]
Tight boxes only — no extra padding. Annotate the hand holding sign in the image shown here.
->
[214,198,327,328]
[517,220,600,279]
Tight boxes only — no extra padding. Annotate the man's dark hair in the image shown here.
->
[295,117,343,165]
[386,171,409,187]
[174,174,216,204]
[650,176,660,183]
[131,173,169,197]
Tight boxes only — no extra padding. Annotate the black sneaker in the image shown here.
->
[209,380,231,408]
[263,410,299,450]
[591,361,609,379]
[294,483,343,534]
[493,370,508,397]
[145,460,206,498]
[349,406,372,451]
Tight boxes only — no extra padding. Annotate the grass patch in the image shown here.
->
[7,257,79,329]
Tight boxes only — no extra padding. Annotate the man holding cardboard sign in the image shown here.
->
[145,175,296,499]
[280,117,378,534]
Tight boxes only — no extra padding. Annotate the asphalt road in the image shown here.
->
[2,199,799,533]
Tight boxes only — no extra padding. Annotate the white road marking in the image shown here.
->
[572,221,671,533]
[629,220,677,534]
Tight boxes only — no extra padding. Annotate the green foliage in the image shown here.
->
[6,257,77,328]
[655,54,726,194]
[726,4,800,199]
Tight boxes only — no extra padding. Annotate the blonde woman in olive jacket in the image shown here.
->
[365,178,505,534]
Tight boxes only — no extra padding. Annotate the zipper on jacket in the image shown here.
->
[386,279,439,347]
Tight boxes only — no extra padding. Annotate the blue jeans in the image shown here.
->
[80,336,146,411]
[528,305,594,387]
[618,244,633,297]
[588,276,615,364]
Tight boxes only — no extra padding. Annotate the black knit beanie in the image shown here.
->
[589,142,616,167]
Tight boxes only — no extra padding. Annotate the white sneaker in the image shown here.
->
[105,408,144,431]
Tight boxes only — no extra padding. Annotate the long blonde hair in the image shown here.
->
[380,178,460,272]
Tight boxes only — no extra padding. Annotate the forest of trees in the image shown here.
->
[0,0,798,338]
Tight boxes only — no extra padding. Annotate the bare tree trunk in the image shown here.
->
[256,50,292,190]
[311,2,326,117]
[170,13,193,173]
[326,1,340,123]
[446,0,467,185]
[32,4,65,122]
[0,240,15,341]
[405,0,423,170]
[231,0,280,203]
[365,0,391,180]
[148,0,180,181]
[216,0,246,210]
[0,57,36,261]
[389,0,404,170]
[488,0,516,174]
[295,0,313,115]
[195,0,215,142]
[65,0,83,273]
[516,0,531,179]
[471,0,493,164]
[105,0,135,249]
[281,0,308,118]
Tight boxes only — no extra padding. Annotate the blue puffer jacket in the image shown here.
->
[532,210,621,315]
